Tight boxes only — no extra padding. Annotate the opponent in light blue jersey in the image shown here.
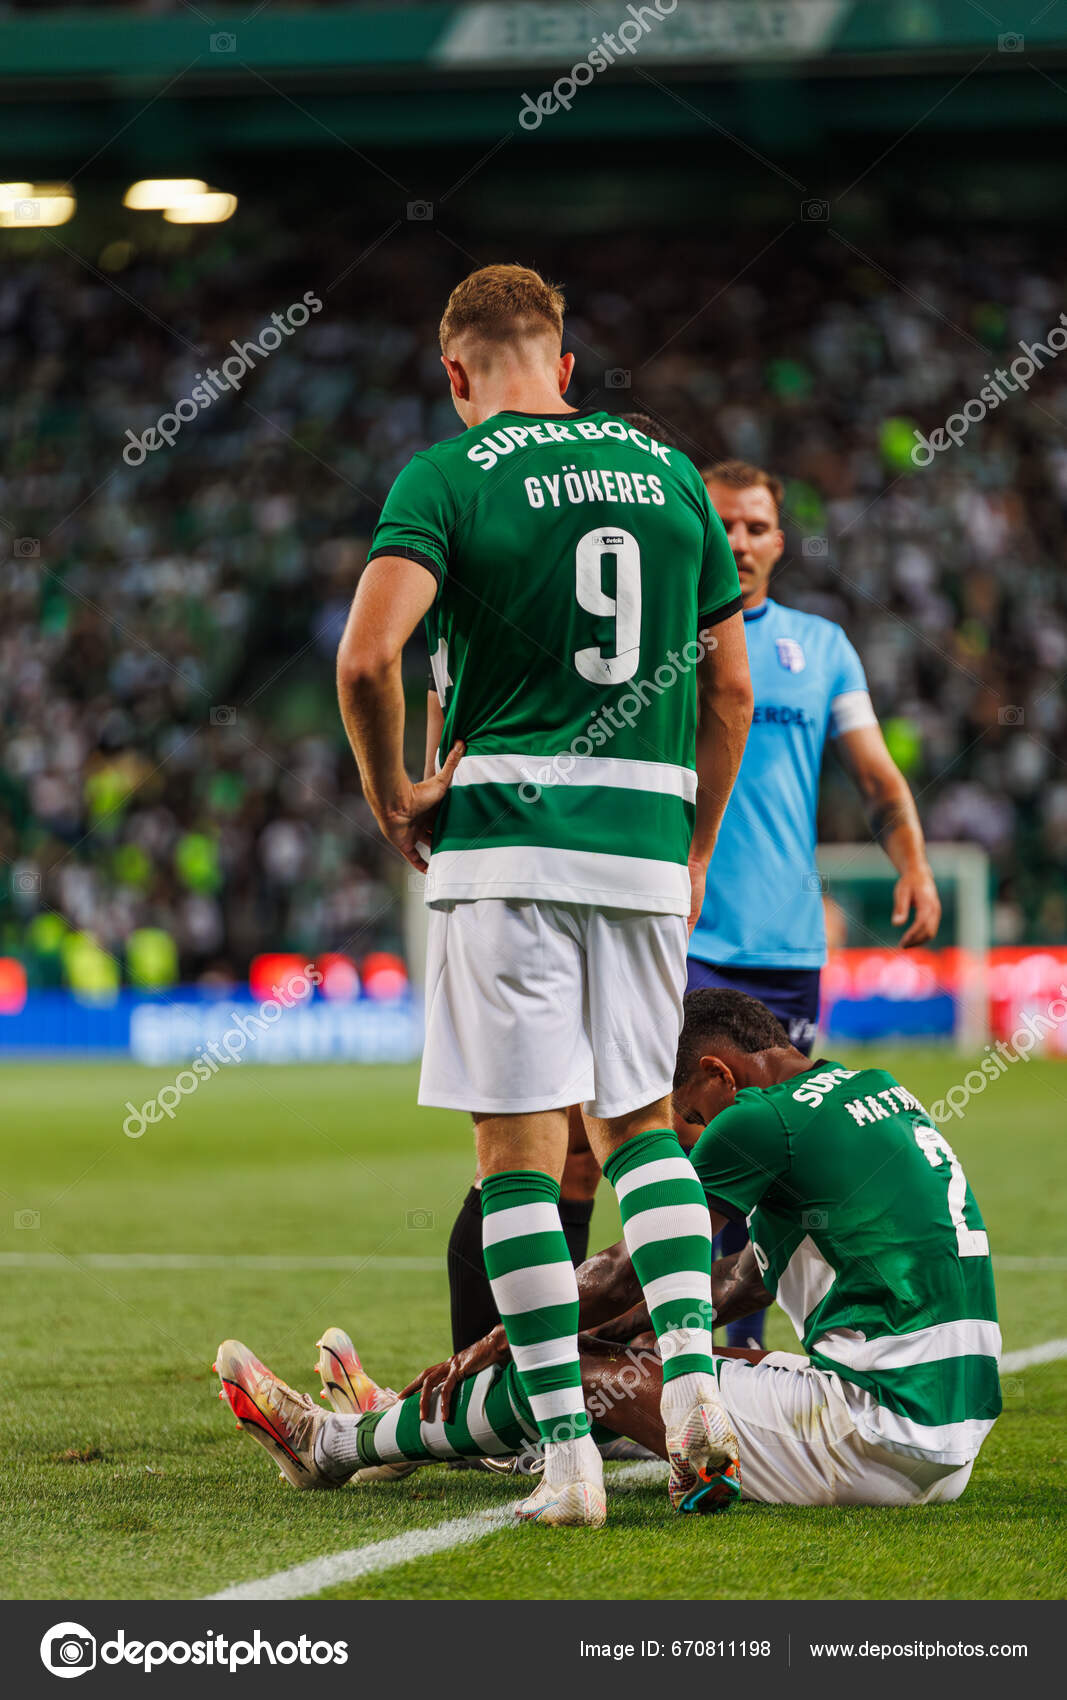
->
[691,461,940,1017]
[690,595,871,971]
[690,461,941,1349]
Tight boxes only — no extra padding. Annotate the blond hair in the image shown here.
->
[439,263,566,354]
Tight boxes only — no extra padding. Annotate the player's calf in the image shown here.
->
[598,1125,737,1505]
[479,1164,606,1527]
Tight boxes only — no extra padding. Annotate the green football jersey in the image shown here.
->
[691,1060,1002,1464]
[368,409,741,913]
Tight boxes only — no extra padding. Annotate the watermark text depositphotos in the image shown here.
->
[121,964,322,1136]
[519,0,678,129]
[122,292,322,464]
[912,312,1067,464]
[930,983,1067,1121]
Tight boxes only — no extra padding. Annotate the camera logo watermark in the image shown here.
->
[122,293,322,465]
[41,1624,348,1677]
[519,0,678,129]
[912,313,1067,464]
[122,965,323,1136]
[41,1623,96,1679]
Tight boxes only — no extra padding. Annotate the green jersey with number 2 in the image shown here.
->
[691,1060,1002,1464]
[368,408,741,914]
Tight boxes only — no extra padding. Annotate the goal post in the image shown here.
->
[816,841,991,1053]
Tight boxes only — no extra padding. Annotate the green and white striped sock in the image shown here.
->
[480,1169,590,1446]
[329,1362,539,1470]
[602,1130,716,1387]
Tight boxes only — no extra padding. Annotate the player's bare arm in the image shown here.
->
[836,721,941,948]
[708,1244,773,1329]
[590,1241,766,1345]
[336,556,464,872]
[690,609,753,932]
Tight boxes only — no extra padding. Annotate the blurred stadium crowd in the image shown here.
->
[2,218,1066,990]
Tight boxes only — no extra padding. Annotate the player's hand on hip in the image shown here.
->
[381,740,465,874]
[686,858,708,936]
[892,867,941,948]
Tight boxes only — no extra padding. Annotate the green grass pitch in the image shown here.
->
[1,1052,1064,1600]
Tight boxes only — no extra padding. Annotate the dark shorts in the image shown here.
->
[684,959,821,1056]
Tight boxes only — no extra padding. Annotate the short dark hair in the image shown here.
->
[623,410,681,450]
[701,458,784,519]
[673,989,791,1089]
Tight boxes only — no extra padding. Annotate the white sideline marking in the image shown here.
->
[205,1461,665,1602]
[207,1509,513,1601]
[0,1253,441,1273]
[1000,1338,1067,1373]
[2,1252,1061,1275]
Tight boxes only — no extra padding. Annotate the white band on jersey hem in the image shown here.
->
[845,1396,995,1466]
[812,1317,1002,1374]
[452,752,697,802]
[829,689,877,737]
[424,846,691,916]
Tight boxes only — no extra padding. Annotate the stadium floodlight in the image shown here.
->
[124,179,208,210]
[162,192,237,224]
[0,183,76,227]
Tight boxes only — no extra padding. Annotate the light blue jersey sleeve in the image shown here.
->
[826,627,874,739]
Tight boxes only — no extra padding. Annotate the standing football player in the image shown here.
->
[691,460,941,1350]
[438,413,678,1365]
[333,266,753,1525]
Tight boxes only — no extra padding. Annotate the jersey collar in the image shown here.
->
[743,598,774,623]
[488,407,607,421]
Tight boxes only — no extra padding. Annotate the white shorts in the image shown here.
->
[419,898,687,1119]
[717,1353,975,1507]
